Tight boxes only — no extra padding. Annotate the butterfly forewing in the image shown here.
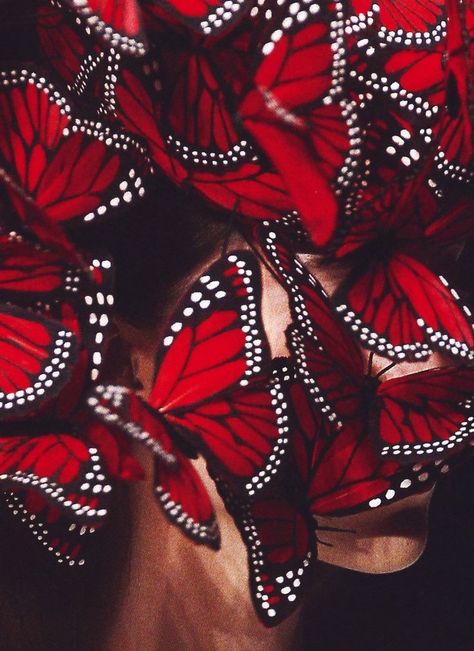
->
[376,366,474,460]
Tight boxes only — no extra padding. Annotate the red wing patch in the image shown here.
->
[0,305,77,416]
[63,0,147,55]
[0,70,148,228]
[155,452,220,548]
[0,434,111,522]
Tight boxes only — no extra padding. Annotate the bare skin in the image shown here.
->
[104,240,446,649]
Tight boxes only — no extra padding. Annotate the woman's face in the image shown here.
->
[120,233,446,575]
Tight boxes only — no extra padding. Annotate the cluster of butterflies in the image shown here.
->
[0,0,472,627]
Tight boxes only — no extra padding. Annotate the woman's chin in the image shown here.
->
[316,488,434,574]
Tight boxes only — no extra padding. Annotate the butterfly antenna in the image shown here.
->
[314,522,356,547]
[316,523,356,535]
[367,351,375,375]
[376,360,397,379]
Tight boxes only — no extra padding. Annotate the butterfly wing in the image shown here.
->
[239,3,348,247]
[0,236,79,303]
[36,0,105,97]
[87,385,177,466]
[213,473,315,627]
[259,224,364,426]
[376,365,474,460]
[110,53,293,220]
[334,252,474,361]
[149,252,290,493]
[155,451,220,548]
[289,380,450,516]
[87,384,219,547]
[2,490,95,566]
[0,432,111,522]
[0,70,148,228]
[0,305,77,416]
[63,0,147,55]
[170,363,290,496]
[151,0,253,35]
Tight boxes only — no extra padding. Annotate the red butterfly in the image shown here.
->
[211,363,474,626]
[212,461,316,627]
[0,68,148,235]
[88,251,292,546]
[0,233,82,302]
[0,233,85,415]
[238,1,349,247]
[150,13,254,174]
[106,41,294,220]
[433,0,474,179]
[332,178,474,362]
[0,412,142,565]
[0,304,77,417]
[63,0,147,56]
[259,223,474,461]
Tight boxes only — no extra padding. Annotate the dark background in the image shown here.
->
[299,458,474,650]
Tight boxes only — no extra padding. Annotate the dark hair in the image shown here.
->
[73,174,230,327]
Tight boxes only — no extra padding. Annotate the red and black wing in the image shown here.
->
[0,433,111,522]
[36,0,104,95]
[87,385,219,547]
[155,451,220,548]
[2,490,95,566]
[334,252,474,362]
[375,365,474,460]
[63,0,147,55]
[148,252,290,493]
[331,170,474,362]
[110,54,293,220]
[0,305,77,416]
[259,224,364,427]
[349,0,445,35]
[213,472,315,627]
[170,363,290,496]
[0,236,81,303]
[0,70,148,228]
[87,385,177,466]
[288,380,450,516]
[159,35,254,174]
[85,419,144,481]
[239,3,348,247]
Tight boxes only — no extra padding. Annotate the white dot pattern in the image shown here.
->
[87,385,178,466]
[213,475,313,624]
[200,0,249,35]
[0,322,76,415]
[66,0,146,56]
[155,481,220,547]
[335,303,433,361]
[245,362,291,496]
[3,491,90,566]
[86,257,115,381]
[0,445,110,521]
[0,69,148,226]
